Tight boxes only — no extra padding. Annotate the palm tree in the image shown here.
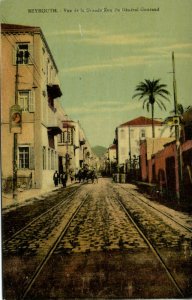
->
[133,79,170,137]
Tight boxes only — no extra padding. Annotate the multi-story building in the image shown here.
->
[1,23,64,192]
[57,119,98,176]
[115,116,171,170]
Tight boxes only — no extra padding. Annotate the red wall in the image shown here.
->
[140,140,192,197]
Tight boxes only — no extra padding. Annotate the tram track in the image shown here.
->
[117,184,192,233]
[20,184,189,298]
[3,179,191,299]
[114,190,185,298]
[3,185,90,299]
[21,193,90,300]
[3,184,83,244]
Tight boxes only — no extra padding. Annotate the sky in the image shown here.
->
[1,0,192,147]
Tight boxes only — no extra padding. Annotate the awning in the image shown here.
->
[48,126,62,135]
[47,84,62,99]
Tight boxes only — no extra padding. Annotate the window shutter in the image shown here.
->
[29,146,35,169]
[28,44,33,65]
[29,90,35,112]
[13,46,17,65]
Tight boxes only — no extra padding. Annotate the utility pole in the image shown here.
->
[65,115,69,177]
[128,126,132,171]
[12,50,19,200]
[172,51,182,202]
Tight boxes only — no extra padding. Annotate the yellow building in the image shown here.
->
[57,118,98,176]
[1,23,64,191]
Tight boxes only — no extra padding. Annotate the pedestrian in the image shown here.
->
[53,170,59,187]
[70,174,74,183]
[75,170,78,181]
[60,172,67,188]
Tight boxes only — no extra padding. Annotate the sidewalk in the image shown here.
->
[1,181,74,212]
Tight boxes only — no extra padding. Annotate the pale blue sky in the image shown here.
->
[1,0,192,147]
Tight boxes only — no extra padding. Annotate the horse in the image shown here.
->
[86,170,98,183]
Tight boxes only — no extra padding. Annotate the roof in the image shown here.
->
[62,121,75,129]
[119,116,162,127]
[108,144,116,150]
[1,23,41,32]
[1,23,58,72]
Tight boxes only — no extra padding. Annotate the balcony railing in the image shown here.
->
[47,106,62,135]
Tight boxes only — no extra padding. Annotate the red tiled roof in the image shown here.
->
[108,144,116,150]
[119,116,162,127]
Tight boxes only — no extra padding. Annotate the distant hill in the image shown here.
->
[92,145,107,158]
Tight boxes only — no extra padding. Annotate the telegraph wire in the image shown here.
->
[1,16,42,78]
[2,34,41,90]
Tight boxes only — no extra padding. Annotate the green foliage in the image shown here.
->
[133,79,170,137]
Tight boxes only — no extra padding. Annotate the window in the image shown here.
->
[59,130,71,144]
[42,48,46,74]
[42,97,47,123]
[120,129,125,139]
[18,146,34,169]
[18,90,34,112]
[51,150,54,170]
[140,129,146,138]
[17,44,30,64]
[42,146,46,170]
[48,148,51,170]
[55,152,58,170]
[130,129,134,138]
[18,147,29,169]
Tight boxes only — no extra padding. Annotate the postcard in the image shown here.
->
[1,0,192,299]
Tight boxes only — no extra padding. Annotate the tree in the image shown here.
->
[133,79,170,137]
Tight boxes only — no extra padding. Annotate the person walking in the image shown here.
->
[60,172,67,188]
[53,170,59,187]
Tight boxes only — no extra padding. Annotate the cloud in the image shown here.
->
[46,28,105,37]
[46,28,156,46]
[79,33,156,46]
[146,42,192,58]
[61,63,114,73]
[67,101,141,115]
[111,55,154,65]
[61,54,154,74]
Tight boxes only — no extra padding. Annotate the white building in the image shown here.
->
[116,116,171,169]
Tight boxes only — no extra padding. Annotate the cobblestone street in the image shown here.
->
[2,178,192,299]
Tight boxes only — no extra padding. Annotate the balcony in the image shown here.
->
[47,84,62,99]
[47,106,62,135]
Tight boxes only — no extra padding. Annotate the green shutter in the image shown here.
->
[29,146,35,169]
[29,90,35,112]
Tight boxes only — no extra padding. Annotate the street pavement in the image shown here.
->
[1,180,74,211]
[2,178,192,299]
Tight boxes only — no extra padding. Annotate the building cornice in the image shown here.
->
[1,23,58,72]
